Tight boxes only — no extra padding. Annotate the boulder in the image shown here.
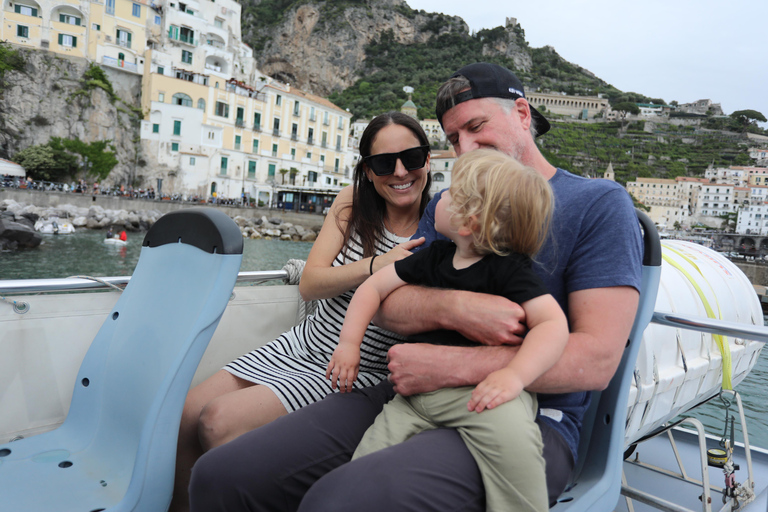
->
[72,216,88,227]
[301,232,318,242]
[0,219,42,249]
[265,229,281,237]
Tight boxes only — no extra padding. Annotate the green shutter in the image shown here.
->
[58,33,63,45]
[32,7,38,16]
[72,36,77,48]
[248,161,256,178]
[59,13,65,22]
[75,17,81,26]
[127,32,132,48]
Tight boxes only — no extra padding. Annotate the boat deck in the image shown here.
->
[618,427,768,512]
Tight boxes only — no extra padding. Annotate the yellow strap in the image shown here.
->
[662,244,733,390]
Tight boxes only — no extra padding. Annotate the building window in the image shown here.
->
[215,101,229,118]
[58,34,77,48]
[152,123,159,133]
[252,139,259,152]
[306,151,311,159]
[181,50,193,64]
[158,92,165,102]
[308,127,314,144]
[272,143,278,157]
[116,29,132,48]
[197,98,205,110]
[276,95,282,106]
[336,134,342,150]
[16,25,29,38]
[220,156,228,175]
[323,111,329,125]
[248,160,256,178]
[268,163,276,177]
[434,172,444,182]
[310,107,316,121]
[253,112,261,130]
[173,120,181,135]
[172,93,192,107]
[291,123,298,139]
[157,66,164,75]
[293,101,300,116]
[338,117,344,130]
[273,118,280,135]
[291,148,296,160]
[154,15,161,24]
[334,158,339,172]
[320,155,325,165]
[308,171,317,183]
[92,23,100,30]
[59,14,81,25]
[190,157,196,166]
[235,135,241,150]
[208,131,215,140]
[15,4,37,16]
[214,18,223,28]
[132,3,141,17]
[106,0,114,14]
[171,142,179,151]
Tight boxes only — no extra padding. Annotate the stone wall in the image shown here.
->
[0,188,326,230]
[733,262,768,287]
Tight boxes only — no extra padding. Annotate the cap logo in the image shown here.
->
[509,87,524,97]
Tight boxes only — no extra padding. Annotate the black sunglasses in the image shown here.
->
[363,145,430,176]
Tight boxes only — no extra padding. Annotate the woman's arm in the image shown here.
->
[298,187,425,301]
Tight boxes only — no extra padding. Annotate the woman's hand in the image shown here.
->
[371,237,425,274]
[326,342,361,393]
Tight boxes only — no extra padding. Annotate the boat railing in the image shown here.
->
[0,271,290,295]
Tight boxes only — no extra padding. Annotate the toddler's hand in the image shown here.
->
[326,343,360,393]
[467,368,524,413]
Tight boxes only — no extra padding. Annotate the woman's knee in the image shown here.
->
[197,399,236,450]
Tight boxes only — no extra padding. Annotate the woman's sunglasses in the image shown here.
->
[363,145,430,176]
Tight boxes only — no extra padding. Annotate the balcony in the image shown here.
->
[235,119,244,128]
[321,142,327,149]
[273,129,280,137]
[253,123,261,132]
[335,145,341,151]
[102,56,138,73]
[291,133,298,141]
[307,137,314,145]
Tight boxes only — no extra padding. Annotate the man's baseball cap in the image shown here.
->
[436,62,551,137]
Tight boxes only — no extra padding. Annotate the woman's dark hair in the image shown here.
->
[340,111,432,258]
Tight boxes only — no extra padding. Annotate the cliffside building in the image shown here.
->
[2,0,353,205]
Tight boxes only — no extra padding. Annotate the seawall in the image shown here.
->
[0,188,326,231]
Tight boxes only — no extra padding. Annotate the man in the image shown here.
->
[189,62,643,511]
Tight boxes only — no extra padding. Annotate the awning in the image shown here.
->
[0,158,25,177]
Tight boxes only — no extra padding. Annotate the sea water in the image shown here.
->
[1,230,766,449]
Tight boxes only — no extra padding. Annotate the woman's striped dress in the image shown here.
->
[224,229,409,412]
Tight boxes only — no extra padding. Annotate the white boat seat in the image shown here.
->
[550,209,662,511]
[0,208,243,512]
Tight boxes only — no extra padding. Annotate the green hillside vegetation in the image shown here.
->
[538,121,752,184]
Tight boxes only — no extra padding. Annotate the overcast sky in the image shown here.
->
[406,0,767,126]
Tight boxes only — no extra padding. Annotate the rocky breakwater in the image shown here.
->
[0,199,321,250]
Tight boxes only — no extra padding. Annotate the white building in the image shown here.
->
[737,205,768,235]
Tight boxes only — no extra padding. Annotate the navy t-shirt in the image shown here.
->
[395,240,549,347]
[412,168,643,462]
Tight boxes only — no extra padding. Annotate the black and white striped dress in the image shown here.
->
[224,229,409,412]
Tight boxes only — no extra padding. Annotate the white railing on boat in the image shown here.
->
[0,271,289,294]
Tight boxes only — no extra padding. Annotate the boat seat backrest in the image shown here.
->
[549,209,662,511]
[0,208,243,512]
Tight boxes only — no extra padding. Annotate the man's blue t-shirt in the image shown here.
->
[412,168,643,461]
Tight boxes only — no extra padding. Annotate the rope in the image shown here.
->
[67,275,125,293]
[0,295,30,314]
[662,244,733,390]
[281,259,318,324]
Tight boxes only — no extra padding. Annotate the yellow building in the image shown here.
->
[1,0,149,68]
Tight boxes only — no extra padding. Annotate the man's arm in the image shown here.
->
[384,286,639,396]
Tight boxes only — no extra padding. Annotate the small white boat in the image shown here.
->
[103,237,127,246]
[33,218,75,235]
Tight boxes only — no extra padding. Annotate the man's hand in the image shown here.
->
[450,292,527,346]
[387,343,519,396]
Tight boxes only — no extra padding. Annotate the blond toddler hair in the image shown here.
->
[448,149,553,257]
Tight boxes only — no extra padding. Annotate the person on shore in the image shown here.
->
[327,149,569,511]
[170,111,432,512]
[188,62,643,512]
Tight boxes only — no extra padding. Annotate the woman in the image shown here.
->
[171,111,432,512]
